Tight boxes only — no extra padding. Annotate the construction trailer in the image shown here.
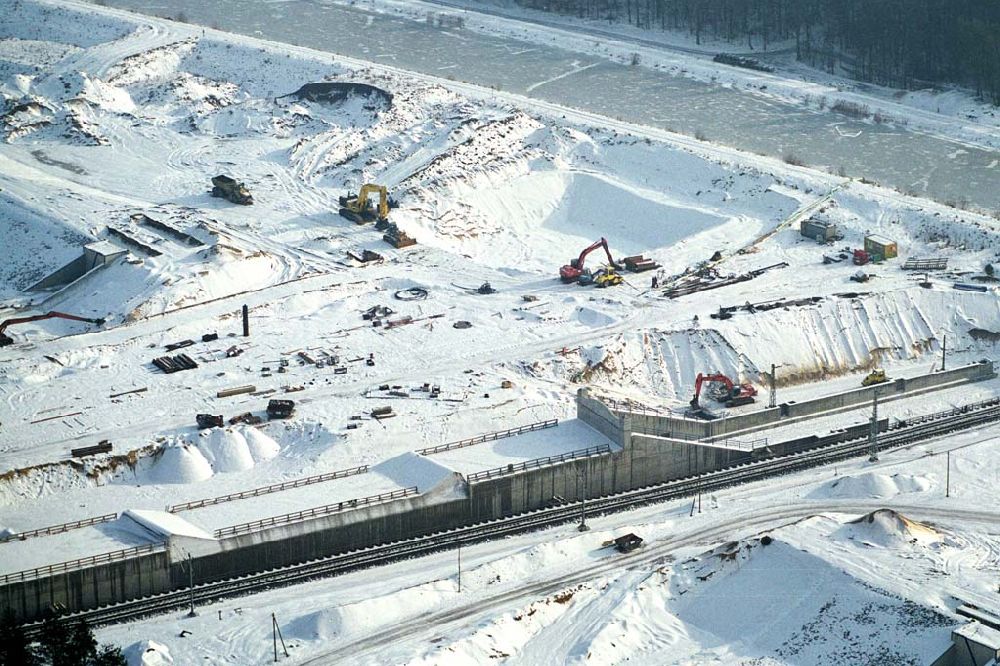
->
[864,234,897,261]
[800,219,839,242]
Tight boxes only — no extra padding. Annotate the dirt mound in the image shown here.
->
[283,82,392,109]
[836,509,941,547]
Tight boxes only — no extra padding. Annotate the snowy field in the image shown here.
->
[1,0,1000,663]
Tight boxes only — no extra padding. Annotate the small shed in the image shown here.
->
[864,234,898,260]
[800,219,838,242]
[613,533,643,553]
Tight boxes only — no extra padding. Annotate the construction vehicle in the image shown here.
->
[593,267,624,288]
[0,311,106,347]
[861,369,889,386]
[560,238,619,283]
[382,222,416,248]
[196,414,224,430]
[211,175,253,205]
[339,184,389,225]
[690,372,758,409]
[266,399,295,420]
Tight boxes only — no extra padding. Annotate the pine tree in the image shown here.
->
[0,608,37,666]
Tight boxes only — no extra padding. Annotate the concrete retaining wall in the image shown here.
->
[0,551,170,623]
[589,361,995,442]
[187,494,470,585]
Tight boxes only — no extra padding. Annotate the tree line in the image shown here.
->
[0,610,126,666]
[514,0,1000,104]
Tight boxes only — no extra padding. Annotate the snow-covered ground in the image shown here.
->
[2,0,999,663]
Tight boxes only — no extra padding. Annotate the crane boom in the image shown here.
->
[0,311,106,347]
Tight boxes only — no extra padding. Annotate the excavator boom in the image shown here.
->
[340,183,389,225]
[560,237,619,283]
[0,311,106,347]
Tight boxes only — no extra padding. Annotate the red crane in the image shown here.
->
[0,311,106,347]
[560,238,619,283]
[690,372,758,409]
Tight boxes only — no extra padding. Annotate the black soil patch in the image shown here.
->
[281,82,392,109]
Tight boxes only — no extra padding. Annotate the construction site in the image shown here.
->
[3,0,1000,664]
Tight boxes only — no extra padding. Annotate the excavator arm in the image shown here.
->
[691,372,735,408]
[357,184,389,222]
[0,311,106,347]
[560,237,619,283]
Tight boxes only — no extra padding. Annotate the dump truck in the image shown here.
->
[211,175,253,205]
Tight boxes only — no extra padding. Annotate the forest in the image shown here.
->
[513,0,1000,104]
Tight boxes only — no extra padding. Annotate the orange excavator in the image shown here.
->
[690,373,758,409]
[0,311,106,347]
[560,238,620,283]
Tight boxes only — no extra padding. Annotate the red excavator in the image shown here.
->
[690,372,758,409]
[560,238,620,283]
[0,311,106,347]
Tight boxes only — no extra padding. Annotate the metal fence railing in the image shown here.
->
[466,445,612,483]
[0,513,119,543]
[0,542,166,585]
[417,419,558,456]
[213,487,419,539]
[168,466,370,513]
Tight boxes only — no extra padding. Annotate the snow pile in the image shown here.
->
[197,428,255,473]
[120,510,214,541]
[835,509,942,548]
[241,426,281,462]
[808,472,932,499]
[123,640,173,666]
[670,536,952,663]
[146,444,213,484]
[284,579,454,641]
[371,452,463,496]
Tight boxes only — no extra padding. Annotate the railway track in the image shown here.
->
[24,399,1000,635]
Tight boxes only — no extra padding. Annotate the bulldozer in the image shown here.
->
[861,368,889,386]
[593,267,624,288]
[1,311,106,347]
[339,184,390,225]
[210,175,253,205]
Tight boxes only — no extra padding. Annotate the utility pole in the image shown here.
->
[187,553,197,617]
[457,542,462,593]
[946,450,951,498]
[768,363,777,409]
[242,304,250,337]
[868,391,879,463]
[271,613,288,662]
[578,465,590,532]
[941,335,946,372]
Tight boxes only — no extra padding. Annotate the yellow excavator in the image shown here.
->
[339,184,390,225]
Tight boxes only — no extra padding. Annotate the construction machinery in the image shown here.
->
[560,238,619,283]
[382,222,416,248]
[196,414,224,430]
[0,311,106,347]
[690,373,758,409]
[339,183,390,225]
[593,267,624,288]
[267,399,295,420]
[211,175,253,205]
[861,368,889,386]
[852,249,871,266]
